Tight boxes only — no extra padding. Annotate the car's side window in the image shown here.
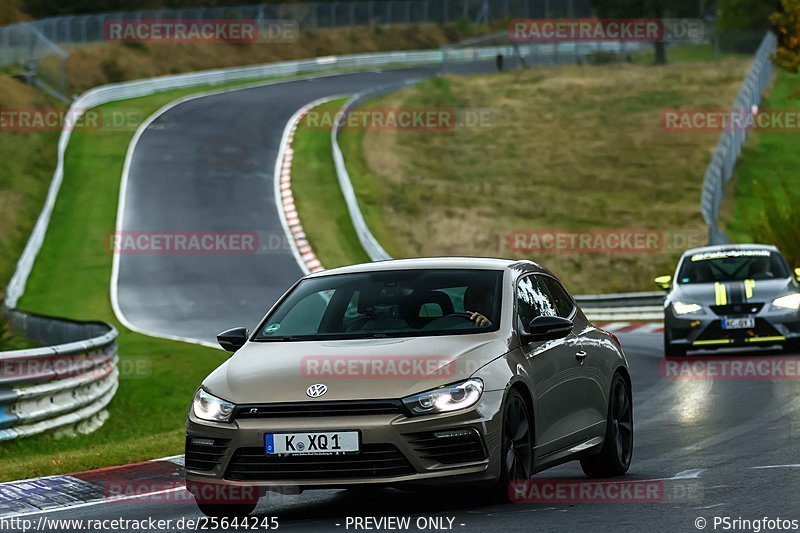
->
[539,276,575,318]
[516,275,557,328]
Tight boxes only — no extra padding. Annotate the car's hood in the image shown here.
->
[202,333,509,404]
[672,278,794,305]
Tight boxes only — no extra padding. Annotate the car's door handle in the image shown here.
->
[575,350,588,361]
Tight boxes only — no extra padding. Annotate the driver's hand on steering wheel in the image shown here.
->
[467,311,491,327]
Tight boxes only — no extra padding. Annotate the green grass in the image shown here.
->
[723,69,800,266]
[291,98,371,268]
[335,59,751,294]
[0,74,339,481]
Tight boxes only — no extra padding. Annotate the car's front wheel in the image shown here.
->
[580,373,633,478]
[493,388,533,501]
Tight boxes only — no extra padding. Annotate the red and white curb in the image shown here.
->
[0,456,186,517]
[276,96,347,275]
[596,321,664,335]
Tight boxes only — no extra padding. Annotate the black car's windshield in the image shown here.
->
[255,269,503,341]
[678,250,789,284]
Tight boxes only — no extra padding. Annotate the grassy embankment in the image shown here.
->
[331,55,752,294]
[722,69,800,267]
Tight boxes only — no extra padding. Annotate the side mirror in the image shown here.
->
[217,327,249,352]
[795,268,800,282]
[521,315,573,343]
[654,275,672,291]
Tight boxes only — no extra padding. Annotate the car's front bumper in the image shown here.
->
[185,390,504,491]
[664,305,800,352]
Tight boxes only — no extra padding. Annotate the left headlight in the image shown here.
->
[192,388,236,423]
[773,293,800,311]
[672,301,703,315]
[402,378,484,416]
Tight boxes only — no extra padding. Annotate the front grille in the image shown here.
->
[233,400,406,419]
[710,303,764,315]
[406,428,487,465]
[224,443,416,481]
[185,437,230,472]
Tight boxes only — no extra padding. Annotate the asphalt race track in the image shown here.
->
[115,67,431,344]
[31,65,800,531]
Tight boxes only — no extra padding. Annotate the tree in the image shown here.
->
[771,0,800,73]
[716,0,776,31]
[590,0,710,64]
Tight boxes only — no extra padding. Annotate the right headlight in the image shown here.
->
[192,388,235,423]
[402,378,484,416]
[773,293,800,311]
[672,301,703,315]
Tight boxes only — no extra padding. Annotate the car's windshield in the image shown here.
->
[678,250,789,284]
[255,269,503,341]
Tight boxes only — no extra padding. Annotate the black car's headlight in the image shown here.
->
[192,388,235,423]
[672,301,703,315]
[773,293,800,311]
[402,379,484,416]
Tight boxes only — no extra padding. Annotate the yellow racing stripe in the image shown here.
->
[714,282,727,306]
[744,279,755,300]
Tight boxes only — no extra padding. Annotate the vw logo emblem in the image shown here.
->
[306,383,328,398]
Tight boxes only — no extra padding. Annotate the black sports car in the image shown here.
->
[657,244,800,357]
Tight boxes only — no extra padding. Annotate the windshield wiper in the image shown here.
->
[257,335,305,341]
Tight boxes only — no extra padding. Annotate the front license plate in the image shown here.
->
[722,317,755,329]
[265,431,359,455]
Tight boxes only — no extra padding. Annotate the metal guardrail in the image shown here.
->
[0,308,119,441]
[700,31,776,245]
[575,293,665,322]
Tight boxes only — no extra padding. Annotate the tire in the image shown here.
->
[580,373,633,478]
[196,501,257,518]
[492,388,533,502]
[663,334,687,358]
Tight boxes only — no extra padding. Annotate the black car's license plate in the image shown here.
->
[722,317,755,330]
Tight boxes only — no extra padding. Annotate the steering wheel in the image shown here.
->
[444,312,475,321]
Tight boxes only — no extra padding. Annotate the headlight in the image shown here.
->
[673,301,703,315]
[773,293,800,311]
[402,378,483,416]
[192,388,235,423]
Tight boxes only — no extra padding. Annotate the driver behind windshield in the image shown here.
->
[464,284,494,327]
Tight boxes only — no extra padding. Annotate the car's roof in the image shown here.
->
[682,243,779,256]
[305,257,539,278]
